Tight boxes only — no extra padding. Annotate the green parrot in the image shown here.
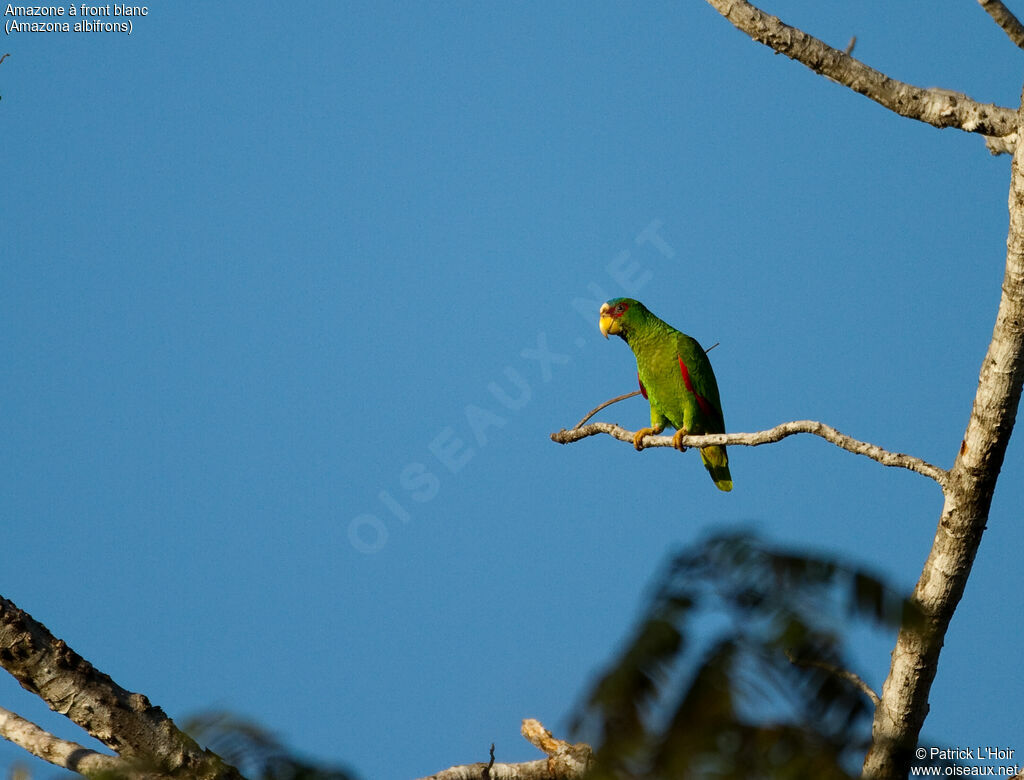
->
[599,297,732,491]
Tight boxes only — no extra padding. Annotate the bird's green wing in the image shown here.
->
[670,329,726,433]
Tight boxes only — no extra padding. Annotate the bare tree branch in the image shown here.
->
[416,720,589,780]
[418,759,559,780]
[785,651,880,707]
[978,0,1024,49]
[704,0,1017,139]
[861,83,1024,779]
[0,705,128,776]
[571,390,641,429]
[0,595,244,779]
[550,418,948,486]
[519,719,590,768]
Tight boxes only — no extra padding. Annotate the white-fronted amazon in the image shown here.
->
[599,297,732,492]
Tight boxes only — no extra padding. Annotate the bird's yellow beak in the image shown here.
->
[599,304,620,339]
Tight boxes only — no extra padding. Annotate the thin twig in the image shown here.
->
[785,651,880,707]
[0,54,9,66]
[551,419,948,487]
[978,0,1024,49]
[845,35,857,55]
[482,743,495,779]
[572,391,641,429]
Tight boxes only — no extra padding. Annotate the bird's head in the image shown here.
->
[599,297,643,338]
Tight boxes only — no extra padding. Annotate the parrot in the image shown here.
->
[599,297,732,491]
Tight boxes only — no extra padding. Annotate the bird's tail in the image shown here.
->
[700,445,732,492]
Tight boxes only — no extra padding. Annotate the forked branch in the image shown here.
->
[551,416,948,487]
[704,0,1017,140]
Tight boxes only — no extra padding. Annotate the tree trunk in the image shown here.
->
[862,84,1024,779]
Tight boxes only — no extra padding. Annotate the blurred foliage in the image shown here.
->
[183,712,357,780]
[572,531,927,780]
[3,530,972,780]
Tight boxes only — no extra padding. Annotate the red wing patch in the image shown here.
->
[678,355,717,419]
[638,373,648,399]
[676,356,695,392]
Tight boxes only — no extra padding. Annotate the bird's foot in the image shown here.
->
[633,426,662,451]
[672,428,690,452]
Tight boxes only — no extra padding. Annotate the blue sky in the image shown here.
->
[3,2,1024,778]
